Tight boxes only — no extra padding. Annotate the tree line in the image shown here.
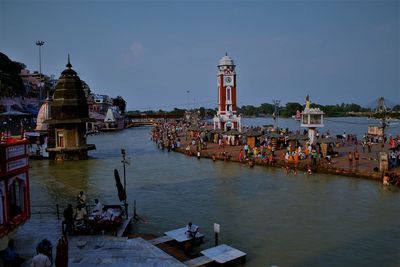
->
[127,102,400,119]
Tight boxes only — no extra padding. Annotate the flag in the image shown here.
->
[114,169,126,202]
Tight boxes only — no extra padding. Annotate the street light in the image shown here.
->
[186,90,190,110]
[273,99,281,130]
[121,148,128,219]
[35,40,45,102]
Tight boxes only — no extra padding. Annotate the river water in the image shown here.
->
[29,118,400,267]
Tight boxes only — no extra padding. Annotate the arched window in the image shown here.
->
[226,88,231,101]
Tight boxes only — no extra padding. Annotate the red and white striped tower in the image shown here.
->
[213,53,242,132]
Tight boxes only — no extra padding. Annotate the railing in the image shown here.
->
[30,204,63,220]
[30,204,96,221]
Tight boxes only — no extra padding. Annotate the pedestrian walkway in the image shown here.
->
[12,215,186,267]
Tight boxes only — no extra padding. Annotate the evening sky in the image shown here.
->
[0,0,399,111]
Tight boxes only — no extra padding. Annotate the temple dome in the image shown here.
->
[218,53,235,66]
[35,98,51,131]
[48,57,90,122]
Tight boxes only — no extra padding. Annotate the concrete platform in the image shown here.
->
[69,236,186,266]
[11,215,187,267]
[201,244,246,264]
[165,227,204,243]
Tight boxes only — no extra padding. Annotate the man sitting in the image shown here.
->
[92,199,103,217]
[185,222,199,238]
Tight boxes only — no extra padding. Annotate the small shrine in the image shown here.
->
[300,95,324,144]
[46,56,95,160]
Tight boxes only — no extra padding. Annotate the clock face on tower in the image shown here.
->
[224,75,234,86]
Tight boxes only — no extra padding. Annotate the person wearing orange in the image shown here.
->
[294,151,299,173]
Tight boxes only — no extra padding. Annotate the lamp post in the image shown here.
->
[186,90,190,110]
[35,40,45,102]
[121,148,128,219]
[273,99,280,130]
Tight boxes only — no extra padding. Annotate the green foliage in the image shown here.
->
[238,105,258,116]
[259,103,275,115]
[281,102,303,117]
[198,107,206,118]
[0,52,25,96]
[392,105,400,111]
[113,96,127,114]
[234,102,371,117]
[206,108,216,118]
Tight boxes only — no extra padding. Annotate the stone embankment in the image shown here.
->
[174,140,399,182]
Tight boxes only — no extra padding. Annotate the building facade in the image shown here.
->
[213,53,242,132]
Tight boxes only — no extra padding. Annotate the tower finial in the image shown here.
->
[66,54,72,69]
[225,52,228,56]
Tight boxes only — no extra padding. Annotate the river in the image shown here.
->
[29,117,400,267]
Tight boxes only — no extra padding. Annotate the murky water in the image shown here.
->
[29,119,400,267]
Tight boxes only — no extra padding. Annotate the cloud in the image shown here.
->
[121,41,145,65]
[129,42,144,56]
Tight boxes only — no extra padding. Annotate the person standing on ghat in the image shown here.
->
[348,152,353,169]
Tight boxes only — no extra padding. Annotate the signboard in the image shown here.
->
[7,158,28,172]
[6,145,26,159]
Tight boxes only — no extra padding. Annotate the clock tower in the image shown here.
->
[213,53,242,132]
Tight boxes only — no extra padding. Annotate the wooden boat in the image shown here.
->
[74,205,125,235]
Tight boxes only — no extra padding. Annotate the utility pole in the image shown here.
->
[186,90,190,110]
[273,99,280,130]
[121,148,128,219]
[35,41,45,102]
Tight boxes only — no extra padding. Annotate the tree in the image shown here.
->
[392,105,400,111]
[198,107,206,118]
[259,103,275,115]
[0,52,25,97]
[206,108,216,118]
[113,96,126,114]
[281,102,303,117]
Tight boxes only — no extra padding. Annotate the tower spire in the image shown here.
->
[66,54,72,69]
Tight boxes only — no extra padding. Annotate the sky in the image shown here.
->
[0,0,399,111]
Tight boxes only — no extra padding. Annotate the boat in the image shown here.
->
[75,205,125,235]
[73,169,132,236]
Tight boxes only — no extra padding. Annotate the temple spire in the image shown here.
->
[66,54,72,69]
